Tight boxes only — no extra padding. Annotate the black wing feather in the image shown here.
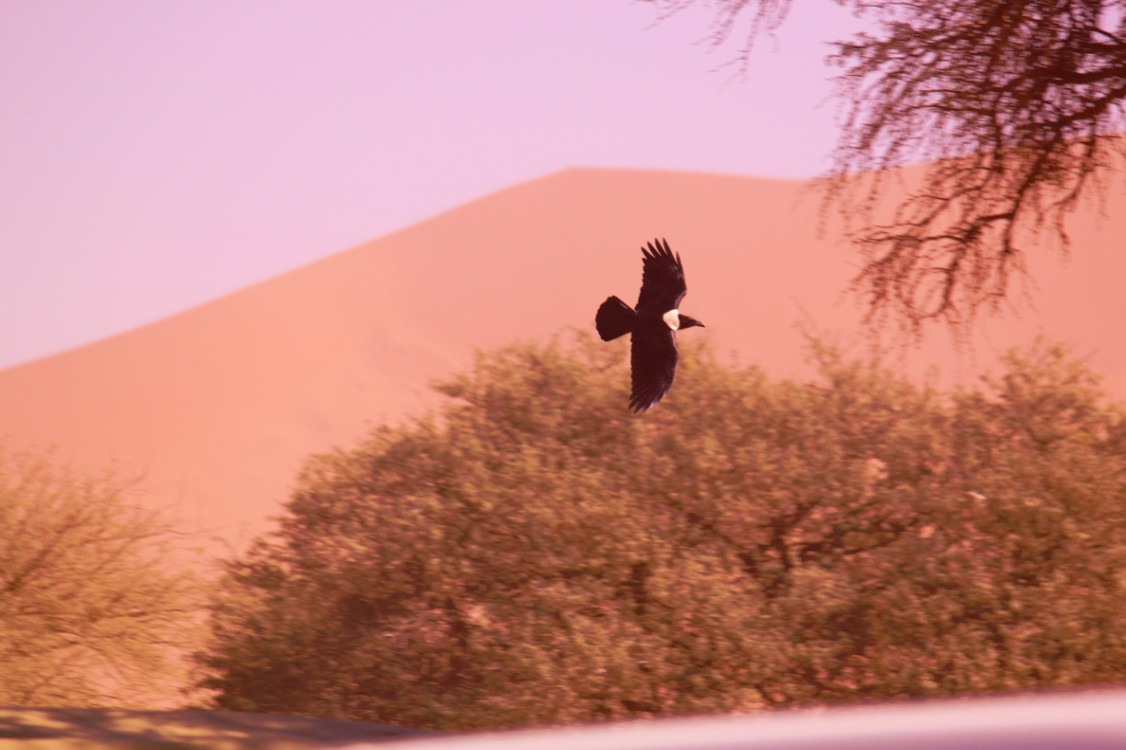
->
[629,319,678,412]
[635,238,687,315]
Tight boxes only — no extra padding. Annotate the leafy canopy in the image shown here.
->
[198,334,1126,729]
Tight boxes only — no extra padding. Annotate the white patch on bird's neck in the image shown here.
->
[662,308,681,331]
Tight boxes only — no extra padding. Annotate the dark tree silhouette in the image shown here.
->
[644,0,1126,336]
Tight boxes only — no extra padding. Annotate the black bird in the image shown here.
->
[595,238,705,412]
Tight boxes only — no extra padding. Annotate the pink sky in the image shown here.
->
[0,1,859,370]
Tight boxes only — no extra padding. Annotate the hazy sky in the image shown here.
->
[1,1,860,370]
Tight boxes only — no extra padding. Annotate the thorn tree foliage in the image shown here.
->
[197,335,1126,729]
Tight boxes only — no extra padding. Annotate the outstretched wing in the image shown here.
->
[635,238,687,315]
[629,320,678,413]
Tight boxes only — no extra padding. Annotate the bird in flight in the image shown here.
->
[595,238,705,412]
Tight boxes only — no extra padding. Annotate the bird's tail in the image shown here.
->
[595,296,635,341]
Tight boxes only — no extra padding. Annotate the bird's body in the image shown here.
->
[595,238,705,412]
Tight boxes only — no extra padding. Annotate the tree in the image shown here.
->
[0,448,201,706]
[197,334,1126,729]
[644,0,1126,336]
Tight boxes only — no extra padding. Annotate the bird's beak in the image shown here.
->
[683,316,705,330]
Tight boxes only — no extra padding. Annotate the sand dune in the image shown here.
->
[1,167,1122,553]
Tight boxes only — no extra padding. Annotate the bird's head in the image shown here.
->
[678,314,705,330]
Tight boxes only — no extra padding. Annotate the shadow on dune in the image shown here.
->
[0,706,432,749]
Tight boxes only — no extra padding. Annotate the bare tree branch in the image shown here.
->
[641,0,1126,338]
